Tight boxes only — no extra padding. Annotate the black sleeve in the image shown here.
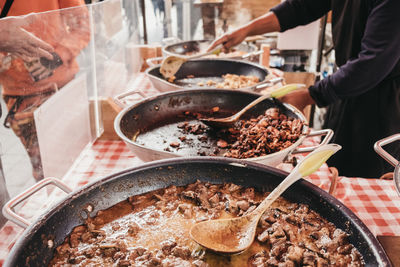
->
[309,0,400,107]
[270,0,331,32]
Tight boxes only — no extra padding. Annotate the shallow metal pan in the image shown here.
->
[145,58,276,93]
[163,39,259,58]
[2,158,391,266]
[145,39,261,67]
[114,89,333,166]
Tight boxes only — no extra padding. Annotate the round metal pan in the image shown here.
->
[145,40,261,71]
[114,89,333,166]
[162,39,259,59]
[145,58,273,93]
[374,134,400,196]
[3,158,391,266]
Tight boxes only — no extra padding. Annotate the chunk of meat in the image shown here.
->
[171,246,191,259]
[217,139,228,148]
[286,246,304,264]
[257,229,269,243]
[161,239,177,254]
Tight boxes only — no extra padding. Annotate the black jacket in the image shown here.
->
[271,0,400,177]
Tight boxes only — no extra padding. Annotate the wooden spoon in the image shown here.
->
[190,143,342,254]
[160,47,222,79]
[200,83,305,129]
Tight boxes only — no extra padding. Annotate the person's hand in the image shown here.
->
[278,87,315,113]
[207,12,281,53]
[0,17,54,60]
[207,25,251,53]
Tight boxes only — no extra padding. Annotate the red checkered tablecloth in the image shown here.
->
[1,139,399,265]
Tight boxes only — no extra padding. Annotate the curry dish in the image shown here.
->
[50,181,363,266]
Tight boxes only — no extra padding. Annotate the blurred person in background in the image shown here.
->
[0,10,56,228]
[209,0,400,178]
[0,0,90,181]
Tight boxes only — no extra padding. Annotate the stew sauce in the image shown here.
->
[49,181,363,267]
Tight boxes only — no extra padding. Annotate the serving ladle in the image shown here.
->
[190,143,342,254]
[200,83,305,128]
[160,47,222,79]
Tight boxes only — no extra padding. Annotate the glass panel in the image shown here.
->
[0,0,234,201]
[0,4,97,196]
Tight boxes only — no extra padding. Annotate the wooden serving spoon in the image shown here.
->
[190,143,342,254]
[160,47,222,79]
[200,83,305,129]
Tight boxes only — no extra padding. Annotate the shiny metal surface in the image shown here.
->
[146,58,271,93]
[114,89,333,167]
[3,157,392,266]
[2,177,72,228]
[374,134,400,196]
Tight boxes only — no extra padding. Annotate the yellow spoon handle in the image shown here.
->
[253,144,341,217]
[270,83,305,98]
[298,144,341,176]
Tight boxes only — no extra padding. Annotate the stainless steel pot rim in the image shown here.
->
[146,57,269,72]
[145,58,271,92]
[114,88,310,162]
[6,156,389,266]
[394,164,400,195]
[374,134,400,196]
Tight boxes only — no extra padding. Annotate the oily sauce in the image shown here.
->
[49,181,364,267]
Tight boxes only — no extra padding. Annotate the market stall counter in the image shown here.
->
[1,137,400,266]
[1,74,400,266]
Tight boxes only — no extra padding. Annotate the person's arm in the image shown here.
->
[0,17,54,60]
[308,0,400,107]
[209,0,331,52]
[208,12,280,52]
[271,0,331,32]
[53,0,90,63]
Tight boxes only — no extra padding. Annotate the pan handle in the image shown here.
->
[146,56,164,67]
[291,129,334,154]
[2,177,72,229]
[114,89,147,108]
[241,50,263,59]
[254,77,285,91]
[374,134,400,167]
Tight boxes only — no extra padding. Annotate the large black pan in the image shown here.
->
[145,58,273,92]
[114,89,333,166]
[3,158,391,266]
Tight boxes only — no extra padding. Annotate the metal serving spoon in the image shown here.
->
[159,47,222,79]
[200,83,305,128]
[190,143,341,254]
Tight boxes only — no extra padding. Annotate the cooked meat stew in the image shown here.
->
[135,108,304,159]
[50,181,363,267]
